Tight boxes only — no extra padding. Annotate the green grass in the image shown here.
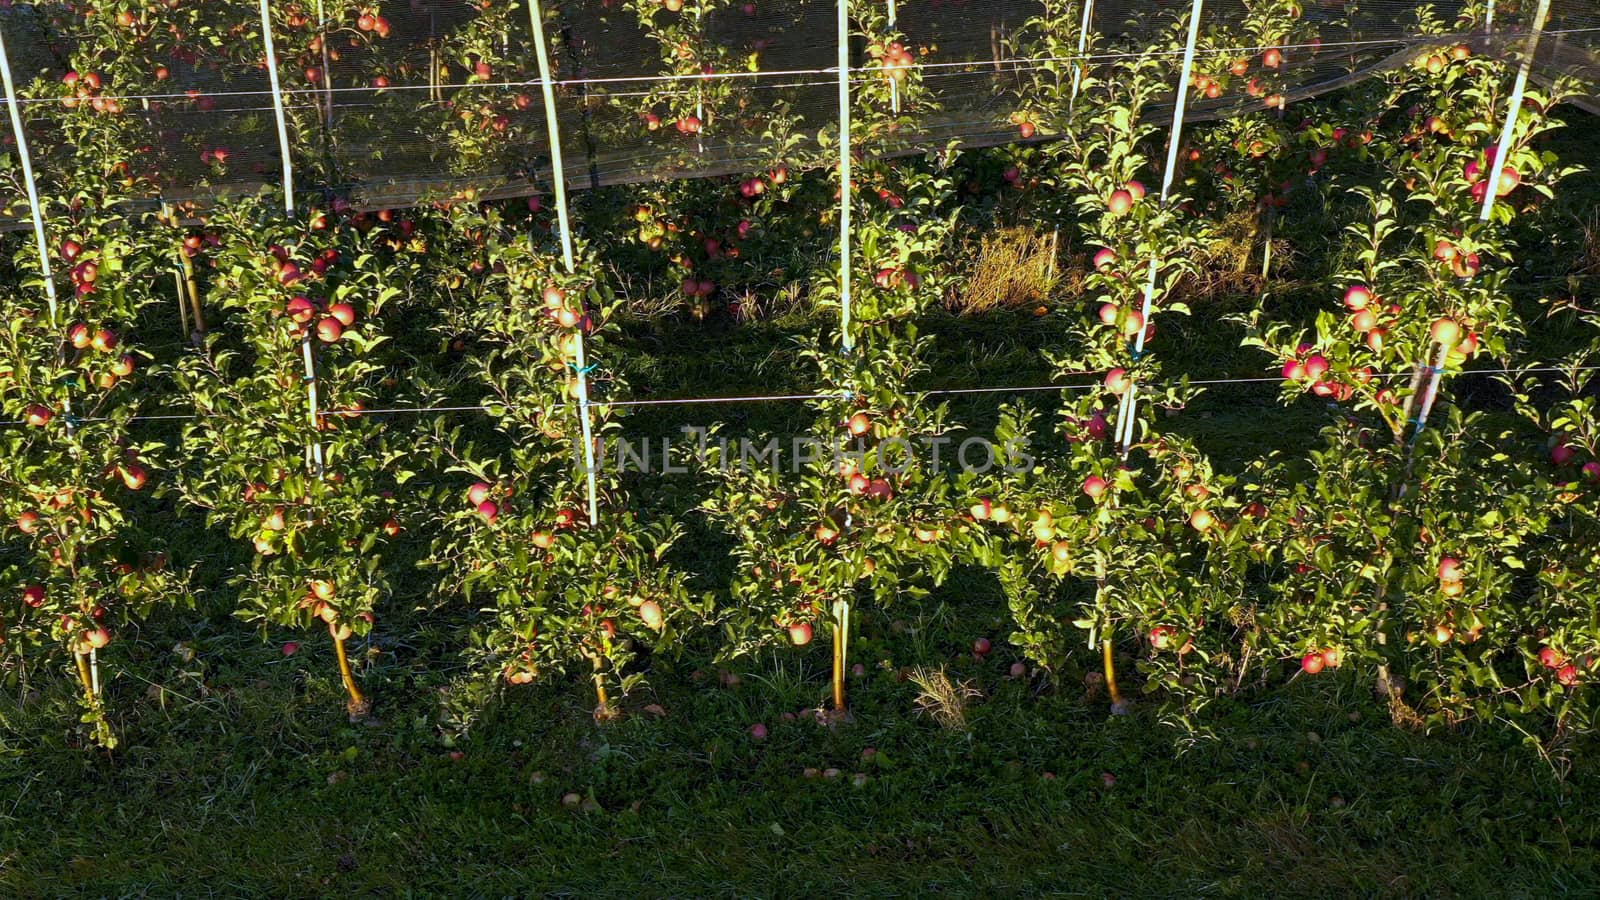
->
[3,569,1599,896]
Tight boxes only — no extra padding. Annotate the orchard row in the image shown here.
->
[3,0,1599,747]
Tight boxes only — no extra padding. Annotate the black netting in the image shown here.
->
[2,0,1597,228]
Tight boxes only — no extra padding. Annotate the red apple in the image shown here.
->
[1343,285,1373,310]
[1301,652,1325,674]
[120,465,148,491]
[788,621,813,646]
[315,317,344,343]
[1437,556,1463,582]
[327,302,356,327]
[1082,475,1109,500]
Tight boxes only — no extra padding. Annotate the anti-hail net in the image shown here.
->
[1,0,1597,226]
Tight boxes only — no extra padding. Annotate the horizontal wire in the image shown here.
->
[6,25,1591,107]
[3,365,1586,428]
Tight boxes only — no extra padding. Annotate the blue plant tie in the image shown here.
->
[301,374,316,384]
[61,413,83,428]
[569,362,597,375]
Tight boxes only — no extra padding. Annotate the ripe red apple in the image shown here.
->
[1050,541,1072,564]
[17,511,41,534]
[120,465,148,491]
[1551,443,1576,466]
[285,296,316,323]
[110,355,135,377]
[1092,248,1117,272]
[1125,180,1147,201]
[1263,48,1283,68]
[815,522,839,544]
[1106,190,1134,216]
[973,637,992,655]
[788,621,813,646]
[849,473,870,494]
[1082,475,1109,500]
[282,641,300,656]
[476,500,499,523]
[749,722,768,741]
[1149,625,1173,650]
[315,317,344,343]
[327,303,356,327]
[846,412,870,436]
[1539,646,1563,669]
[25,404,53,427]
[970,498,993,520]
[1343,285,1373,310]
[1437,556,1463,582]
[1303,354,1329,381]
[84,627,111,649]
[1301,652,1325,674]
[68,322,92,348]
[1558,664,1579,686]
[1104,368,1131,395]
[1019,121,1036,139]
[22,584,45,607]
[310,579,336,602]
[467,482,492,505]
[531,531,555,549]
[1188,508,1214,532]
[1320,647,1343,669]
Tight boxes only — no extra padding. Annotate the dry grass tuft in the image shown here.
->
[908,665,981,730]
[1574,210,1600,277]
[949,226,1061,314]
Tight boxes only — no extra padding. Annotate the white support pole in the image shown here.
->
[838,0,854,353]
[1485,0,1497,33]
[259,0,296,215]
[1478,0,1550,223]
[1070,0,1094,112]
[1119,0,1202,458]
[530,0,600,527]
[0,26,60,321]
[887,0,900,114]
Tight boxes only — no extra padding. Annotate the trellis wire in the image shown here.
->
[11,26,1599,113]
[1118,0,1205,458]
[9,365,1583,428]
[529,0,601,528]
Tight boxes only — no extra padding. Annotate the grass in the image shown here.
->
[2,565,1599,895]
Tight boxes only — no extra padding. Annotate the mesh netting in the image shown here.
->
[2,0,1597,227]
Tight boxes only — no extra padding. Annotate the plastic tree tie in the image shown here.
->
[569,362,598,375]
